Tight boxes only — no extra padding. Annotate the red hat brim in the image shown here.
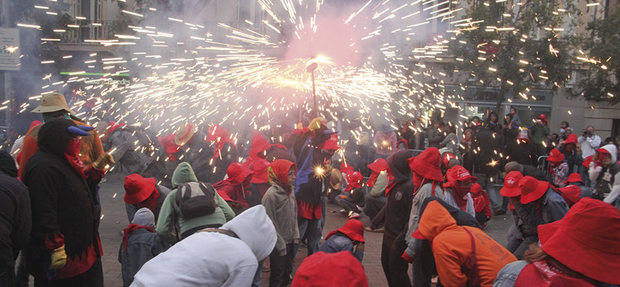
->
[326,219,365,242]
[124,177,157,204]
[500,185,521,197]
[520,180,549,204]
[538,220,620,284]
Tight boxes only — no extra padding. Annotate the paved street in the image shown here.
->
[97,174,512,286]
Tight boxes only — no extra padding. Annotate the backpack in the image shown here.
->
[175,182,216,219]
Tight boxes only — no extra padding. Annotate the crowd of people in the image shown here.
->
[1,92,619,287]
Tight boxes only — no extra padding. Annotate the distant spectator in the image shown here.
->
[426,121,444,148]
[559,121,570,139]
[438,125,458,154]
[578,125,602,159]
[374,123,398,158]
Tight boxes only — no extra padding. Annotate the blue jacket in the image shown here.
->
[318,233,363,262]
[118,229,164,287]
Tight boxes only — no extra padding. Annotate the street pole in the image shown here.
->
[306,62,318,118]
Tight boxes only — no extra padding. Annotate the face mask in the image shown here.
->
[65,138,81,156]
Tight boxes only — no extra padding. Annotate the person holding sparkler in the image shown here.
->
[293,118,337,256]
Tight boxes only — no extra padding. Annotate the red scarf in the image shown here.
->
[122,224,155,251]
[65,138,87,178]
[453,185,470,211]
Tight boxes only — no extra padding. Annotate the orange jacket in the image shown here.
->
[18,120,104,178]
[417,201,517,287]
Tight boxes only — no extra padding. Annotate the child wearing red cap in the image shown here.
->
[546,148,569,187]
[494,198,620,287]
[318,219,365,262]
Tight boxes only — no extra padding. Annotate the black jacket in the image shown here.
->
[0,167,31,273]
[383,150,416,239]
[22,119,100,258]
[506,141,536,166]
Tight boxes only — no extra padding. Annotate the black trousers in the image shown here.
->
[269,243,297,287]
[34,258,103,287]
[381,233,411,287]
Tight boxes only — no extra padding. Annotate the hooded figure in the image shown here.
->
[405,148,445,247]
[213,162,254,213]
[124,173,170,222]
[364,158,390,223]
[262,159,299,287]
[495,198,620,287]
[292,251,368,287]
[156,162,235,242]
[380,149,416,287]
[244,132,272,206]
[402,196,482,286]
[0,151,30,286]
[132,205,277,287]
[118,208,163,287]
[22,119,109,285]
[411,201,516,287]
[589,144,620,206]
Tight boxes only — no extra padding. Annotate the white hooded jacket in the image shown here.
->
[588,144,620,204]
[131,205,277,287]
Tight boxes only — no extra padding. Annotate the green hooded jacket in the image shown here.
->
[156,162,235,243]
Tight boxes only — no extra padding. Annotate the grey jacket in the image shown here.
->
[118,229,165,287]
[261,184,299,254]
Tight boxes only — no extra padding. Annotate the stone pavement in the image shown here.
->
[96,174,512,286]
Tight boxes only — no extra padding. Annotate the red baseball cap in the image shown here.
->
[500,171,523,197]
[443,165,477,188]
